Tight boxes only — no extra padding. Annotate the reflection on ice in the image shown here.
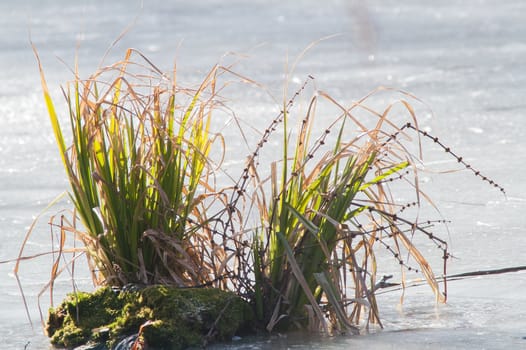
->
[467,127,484,134]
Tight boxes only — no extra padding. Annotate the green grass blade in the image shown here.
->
[360,161,410,191]
[313,272,359,334]
[276,231,328,333]
[32,45,68,170]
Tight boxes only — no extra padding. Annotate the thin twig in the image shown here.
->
[375,265,526,294]
[446,265,526,279]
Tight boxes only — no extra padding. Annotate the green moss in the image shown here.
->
[49,322,86,348]
[136,286,254,348]
[47,286,254,349]
[47,288,123,348]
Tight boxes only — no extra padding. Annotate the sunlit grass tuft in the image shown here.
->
[33,48,235,288]
[233,83,453,332]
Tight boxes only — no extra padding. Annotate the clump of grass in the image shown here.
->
[224,83,504,332]
[16,47,504,340]
[33,48,236,287]
[228,86,439,332]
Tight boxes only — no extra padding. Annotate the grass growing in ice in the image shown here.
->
[14,48,505,336]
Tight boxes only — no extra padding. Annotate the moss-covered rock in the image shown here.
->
[46,286,254,349]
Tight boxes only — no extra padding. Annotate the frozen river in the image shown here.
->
[1,0,525,348]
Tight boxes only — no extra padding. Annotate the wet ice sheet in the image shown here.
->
[1,0,525,349]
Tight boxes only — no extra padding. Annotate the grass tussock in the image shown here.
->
[33,48,237,288]
[16,47,505,336]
